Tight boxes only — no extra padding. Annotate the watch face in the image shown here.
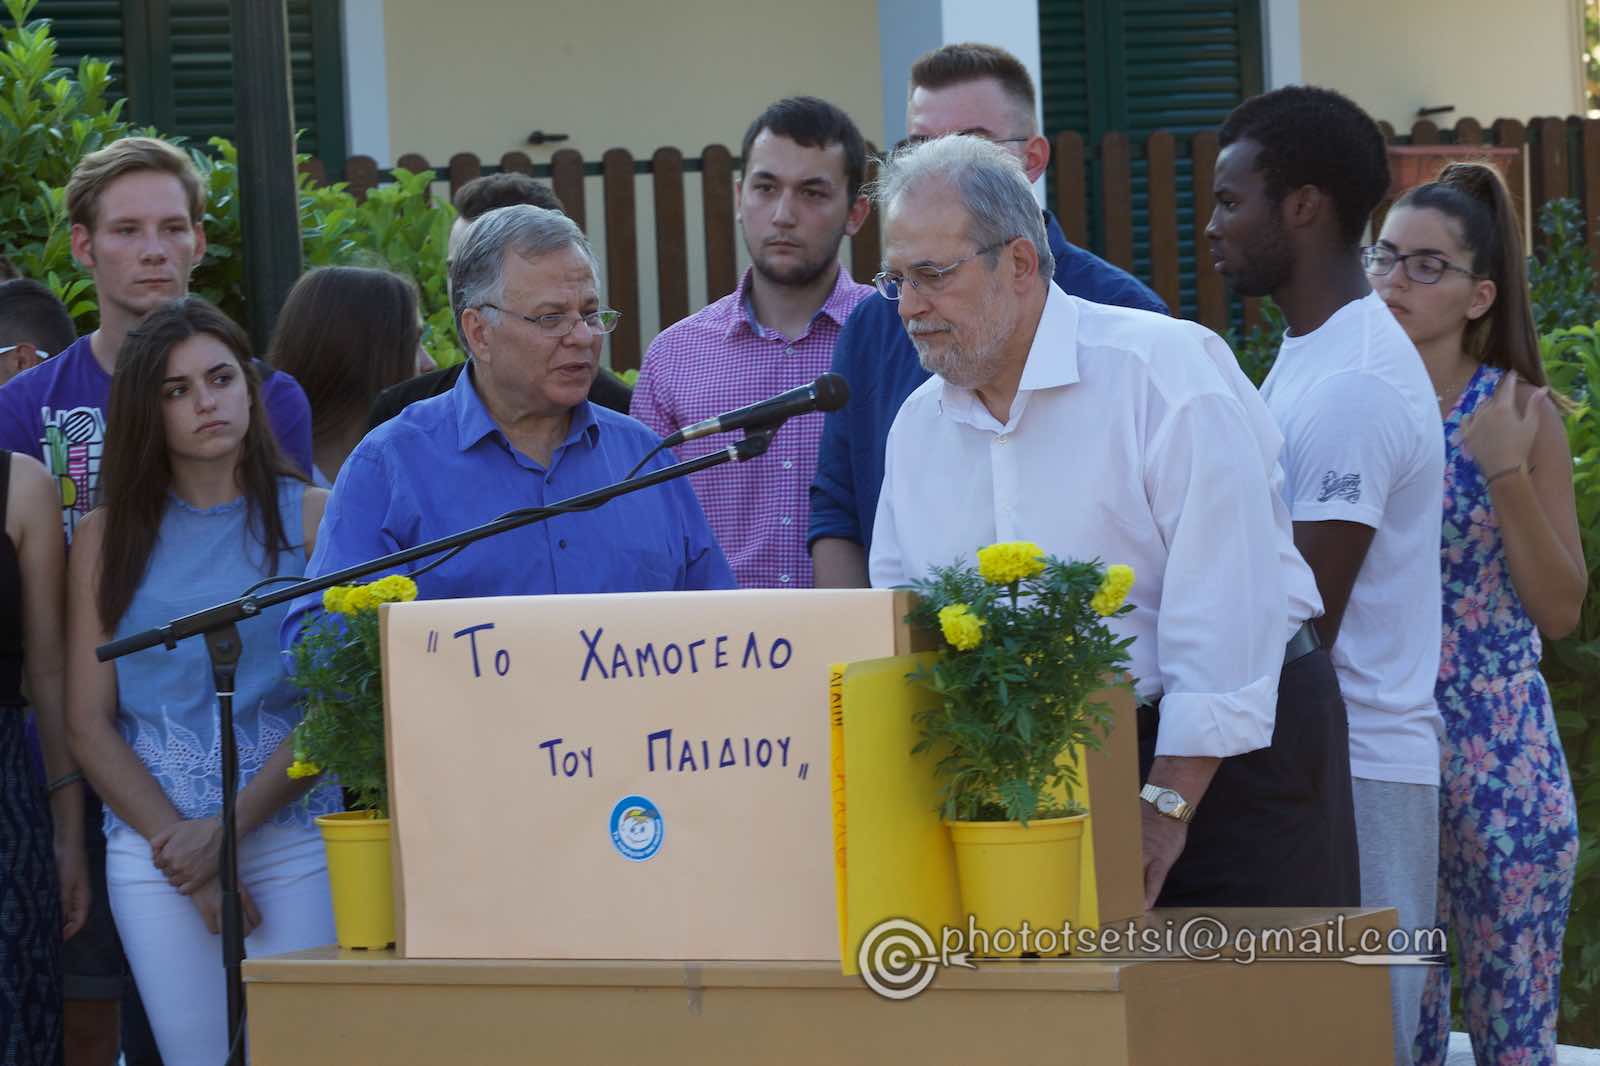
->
[1155,791,1181,815]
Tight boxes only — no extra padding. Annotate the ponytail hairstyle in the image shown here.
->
[97,296,299,631]
[1394,162,1549,388]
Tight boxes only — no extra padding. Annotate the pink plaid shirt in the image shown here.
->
[631,265,872,588]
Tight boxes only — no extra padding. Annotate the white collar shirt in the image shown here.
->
[869,283,1324,759]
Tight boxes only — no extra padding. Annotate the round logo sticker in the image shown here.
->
[609,795,664,861]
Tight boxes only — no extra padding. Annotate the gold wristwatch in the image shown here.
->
[1140,783,1196,823]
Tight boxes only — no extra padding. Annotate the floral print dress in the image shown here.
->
[1415,363,1579,1066]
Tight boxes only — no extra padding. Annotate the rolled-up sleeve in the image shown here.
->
[1144,391,1288,758]
[262,370,315,480]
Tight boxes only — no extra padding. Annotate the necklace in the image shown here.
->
[1434,362,1478,410]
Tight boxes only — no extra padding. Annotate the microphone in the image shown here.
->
[660,373,850,447]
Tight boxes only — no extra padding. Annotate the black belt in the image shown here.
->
[1283,620,1321,667]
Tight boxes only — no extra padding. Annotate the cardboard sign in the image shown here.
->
[380,589,911,960]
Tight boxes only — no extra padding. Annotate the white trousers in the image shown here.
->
[107,823,335,1066]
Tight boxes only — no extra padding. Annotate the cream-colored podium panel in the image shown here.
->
[380,590,909,960]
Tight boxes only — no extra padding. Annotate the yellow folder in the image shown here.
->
[830,654,1108,974]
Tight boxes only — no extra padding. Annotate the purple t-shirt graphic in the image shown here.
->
[0,335,314,541]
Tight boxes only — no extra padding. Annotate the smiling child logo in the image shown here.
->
[609,795,664,861]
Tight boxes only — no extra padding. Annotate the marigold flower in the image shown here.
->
[938,603,985,651]
[1091,564,1135,616]
[977,541,1047,585]
[341,586,377,613]
[286,759,321,780]
[322,586,350,614]
[366,574,419,604]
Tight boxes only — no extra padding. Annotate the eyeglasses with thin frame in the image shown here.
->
[897,130,1032,151]
[1361,245,1482,285]
[873,238,1016,301]
[477,304,623,337]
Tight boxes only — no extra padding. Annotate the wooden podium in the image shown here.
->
[244,906,1396,1065]
[245,589,1394,1062]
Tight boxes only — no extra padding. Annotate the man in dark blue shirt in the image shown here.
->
[808,43,1166,585]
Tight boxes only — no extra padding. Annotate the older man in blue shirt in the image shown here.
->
[283,205,733,644]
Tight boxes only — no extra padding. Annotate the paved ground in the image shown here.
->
[1446,1032,1600,1064]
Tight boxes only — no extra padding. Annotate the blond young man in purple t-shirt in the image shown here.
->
[630,97,872,589]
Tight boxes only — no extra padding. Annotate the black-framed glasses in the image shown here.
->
[896,130,1032,151]
[1361,245,1481,285]
[478,304,622,336]
[873,238,1016,301]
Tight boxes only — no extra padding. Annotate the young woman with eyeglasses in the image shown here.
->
[1366,162,1586,1066]
[63,297,342,1065]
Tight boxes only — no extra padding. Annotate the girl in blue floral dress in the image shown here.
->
[1368,163,1586,1065]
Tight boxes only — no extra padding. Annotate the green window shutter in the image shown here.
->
[1040,0,1262,318]
[33,0,128,97]
[34,0,347,170]
[1038,0,1096,145]
[168,1,233,146]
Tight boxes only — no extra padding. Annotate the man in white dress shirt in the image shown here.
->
[867,135,1358,909]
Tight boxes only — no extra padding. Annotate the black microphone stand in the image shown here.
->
[96,429,776,1065]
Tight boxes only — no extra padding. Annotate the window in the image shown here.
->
[38,0,347,169]
[1040,0,1263,317]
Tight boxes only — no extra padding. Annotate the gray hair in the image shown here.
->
[873,135,1054,283]
[449,204,600,347]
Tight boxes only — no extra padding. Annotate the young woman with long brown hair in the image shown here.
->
[64,297,341,1065]
[266,266,431,486]
[1367,162,1586,1065]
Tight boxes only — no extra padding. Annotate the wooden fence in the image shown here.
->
[300,116,1600,372]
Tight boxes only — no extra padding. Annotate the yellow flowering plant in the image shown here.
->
[906,542,1136,825]
[285,574,419,814]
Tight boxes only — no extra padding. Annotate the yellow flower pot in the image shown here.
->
[946,813,1087,957]
[316,811,395,950]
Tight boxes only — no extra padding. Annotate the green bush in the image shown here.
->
[1530,198,1600,336]
[0,0,126,321]
[190,139,462,367]
[1543,323,1600,1047]
[0,0,461,366]
[1227,298,1286,388]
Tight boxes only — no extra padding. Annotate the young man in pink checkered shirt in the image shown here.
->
[630,97,872,588]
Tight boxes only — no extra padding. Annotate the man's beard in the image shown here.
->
[1223,222,1294,299]
[747,225,846,289]
[907,296,1017,389]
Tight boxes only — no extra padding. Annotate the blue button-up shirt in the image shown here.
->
[281,366,734,648]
